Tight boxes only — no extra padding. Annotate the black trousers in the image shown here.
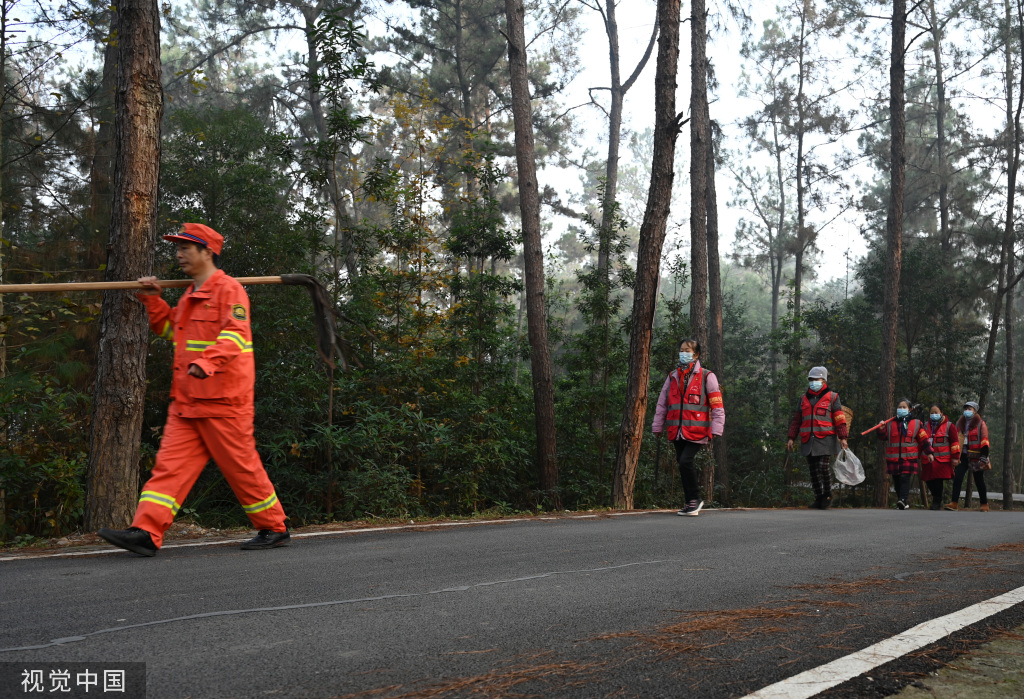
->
[673,439,702,503]
[806,454,832,498]
[925,478,946,505]
[951,456,988,505]
[892,473,912,502]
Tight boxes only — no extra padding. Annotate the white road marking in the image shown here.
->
[0,508,705,562]
[0,559,682,652]
[744,584,1024,699]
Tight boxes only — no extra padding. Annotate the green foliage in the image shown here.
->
[0,373,89,540]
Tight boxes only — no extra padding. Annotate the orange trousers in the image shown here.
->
[132,412,287,548]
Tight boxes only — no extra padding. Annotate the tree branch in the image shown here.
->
[622,17,658,94]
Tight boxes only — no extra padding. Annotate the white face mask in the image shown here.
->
[679,351,694,365]
[808,380,823,392]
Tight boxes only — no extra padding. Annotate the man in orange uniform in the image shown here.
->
[98,223,290,556]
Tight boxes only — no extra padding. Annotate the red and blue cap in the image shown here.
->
[163,223,224,255]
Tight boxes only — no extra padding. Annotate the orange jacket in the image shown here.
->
[140,270,255,418]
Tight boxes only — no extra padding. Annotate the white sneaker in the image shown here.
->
[896,500,908,510]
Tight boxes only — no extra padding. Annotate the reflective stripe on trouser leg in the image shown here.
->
[131,413,213,548]
[195,415,287,532]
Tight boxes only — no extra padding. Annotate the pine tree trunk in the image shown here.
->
[504,0,559,501]
[1004,250,1015,510]
[876,0,906,508]
[0,0,7,387]
[0,0,8,530]
[688,0,708,351]
[590,2,657,451]
[1000,0,1023,510]
[85,0,163,530]
[928,0,951,253]
[598,0,623,280]
[789,8,808,418]
[590,0,625,455]
[612,0,681,509]
[87,8,119,269]
[706,115,727,502]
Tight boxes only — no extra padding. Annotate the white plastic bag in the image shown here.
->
[832,448,865,486]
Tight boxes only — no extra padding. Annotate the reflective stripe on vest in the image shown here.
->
[926,420,952,461]
[799,392,836,443]
[665,367,711,441]
[966,421,989,455]
[886,419,923,462]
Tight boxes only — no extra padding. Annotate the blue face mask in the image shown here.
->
[679,351,694,365]
[896,408,910,418]
[930,413,942,422]
[809,380,823,392]
[963,409,974,419]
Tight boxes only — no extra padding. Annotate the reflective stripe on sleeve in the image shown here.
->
[185,340,217,352]
[217,330,253,353]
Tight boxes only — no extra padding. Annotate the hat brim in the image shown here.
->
[163,233,209,247]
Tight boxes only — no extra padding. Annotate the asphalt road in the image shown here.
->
[2,508,1024,698]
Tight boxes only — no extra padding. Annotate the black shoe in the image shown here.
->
[241,529,290,550]
[896,500,908,510]
[677,501,704,517]
[98,527,157,557]
[930,501,942,511]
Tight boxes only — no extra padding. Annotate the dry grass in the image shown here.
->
[988,628,1024,642]
[951,540,1024,554]
[788,575,902,596]
[333,655,608,699]
[595,606,808,659]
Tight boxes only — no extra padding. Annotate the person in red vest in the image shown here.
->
[785,366,849,510]
[651,338,725,516]
[97,223,290,556]
[873,398,933,510]
[946,401,991,512]
[921,404,960,510]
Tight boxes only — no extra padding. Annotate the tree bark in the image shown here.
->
[876,0,906,508]
[790,6,808,416]
[770,115,786,430]
[87,8,120,269]
[0,0,7,386]
[1000,0,1023,510]
[928,0,951,253]
[689,0,708,351]
[85,0,163,529]
[504,0,559,499]
[706,115,727,501]
[1004,249,1015,510]
[612,0,681,509]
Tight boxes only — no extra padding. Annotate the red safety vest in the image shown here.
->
[886,418,924,463]
[665,365,721,441]
[964,419,989,456]
[799,391,845,443]
[924,418,957,463]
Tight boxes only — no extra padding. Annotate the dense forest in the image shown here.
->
[0,0,1022,542]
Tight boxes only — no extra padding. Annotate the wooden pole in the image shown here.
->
[0,276,285,293]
